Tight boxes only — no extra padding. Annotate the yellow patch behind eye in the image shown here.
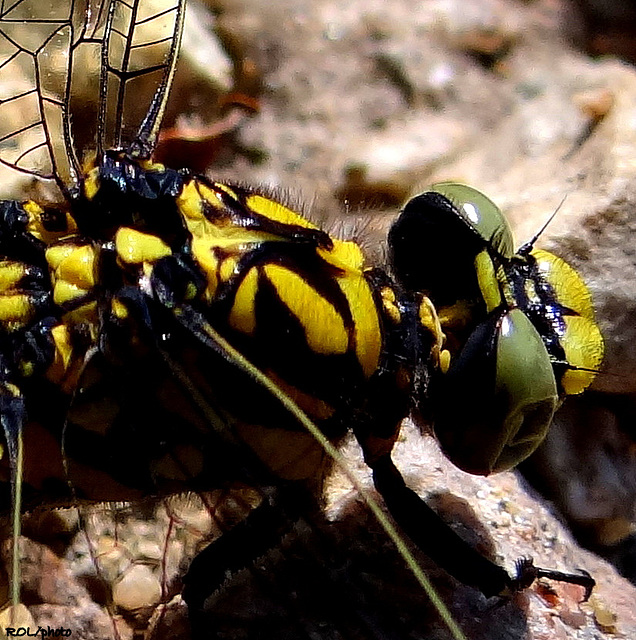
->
[560,315,604,395]
[532,248,595,321]
[474,250,502,312]
[263,263,348,355]
[246,195,318,230]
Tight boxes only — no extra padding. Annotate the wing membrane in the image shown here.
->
[0,1,81,188]
[0,0,184,194]
[97,0,184,156]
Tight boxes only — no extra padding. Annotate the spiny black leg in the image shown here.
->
[371,454,595,601]
[0,382,27,612]
[512,557,595,601]
[371,454,512,597]
[182,484,307,631]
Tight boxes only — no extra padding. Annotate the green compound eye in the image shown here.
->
[390,182,603,476]
[430,182,514,259]
[433,308,558,476]
[388,182,514,312]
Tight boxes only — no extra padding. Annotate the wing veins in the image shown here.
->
[31,29,77,189]
[106,62,169,81]
[130,35,173,50]
[0,87,39,104]
[0,120,42,143]
[0,49,20,69]
[0,0,185,190]
[136,5,178,25]
[131,0,185,155]
[0,0,24,17]
[12,140,48,165]
[0,156,54,180]
[96,0,185,155]
[0,2,81,190]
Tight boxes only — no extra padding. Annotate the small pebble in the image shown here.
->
[113,564,162,611]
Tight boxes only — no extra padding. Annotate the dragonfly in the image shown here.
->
[0,1,604,638]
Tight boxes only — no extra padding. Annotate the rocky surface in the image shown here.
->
[2,0,636,639]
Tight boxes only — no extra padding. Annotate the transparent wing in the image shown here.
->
[96,0,185,157]
[0,0,184,194]
[0,1,84,189]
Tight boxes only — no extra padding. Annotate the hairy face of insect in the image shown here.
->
[389,184,604,475]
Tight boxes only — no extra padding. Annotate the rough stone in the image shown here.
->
[112,564,162,612]
[1,0,635,638]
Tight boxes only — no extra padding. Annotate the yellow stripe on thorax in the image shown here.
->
[263,263,349,356]
[320,239,381,377]
[177,180,281,300]
[178,180,382,375]
[229,267,259,335]
[245,194,319,230]
[335,272,381,378]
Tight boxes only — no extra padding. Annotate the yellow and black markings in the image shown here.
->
[0,1,604,638]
